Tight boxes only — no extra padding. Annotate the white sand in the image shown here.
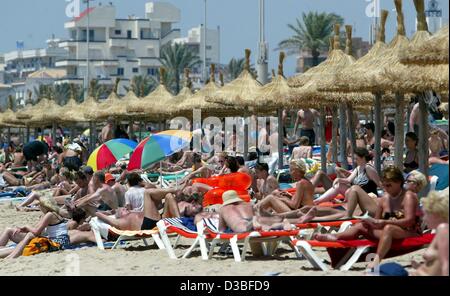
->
[0,202,424,276]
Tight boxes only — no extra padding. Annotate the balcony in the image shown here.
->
[59,39,107,48]
[161,28,181,44]
[137,57,161,67]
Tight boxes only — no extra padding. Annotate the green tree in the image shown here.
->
[160,43,201,94]
[124,75,158,97]
[278,12,344,67]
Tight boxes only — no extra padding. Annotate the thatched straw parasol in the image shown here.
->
[168,68,193,114]
[25,98,62,127]
[58,85,86,123]
[288,24,353,89]
[294,25,374,107]
[0,97,24,128]
[400,25,449,65]
[85,78,129,121]
[175,65,240,118]
[127,68,174,120]
[206,49,264,111]
[378,0,433,94]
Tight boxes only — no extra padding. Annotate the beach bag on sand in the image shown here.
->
[22,237,62,256]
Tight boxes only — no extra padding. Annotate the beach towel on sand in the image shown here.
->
[22,237,62,256]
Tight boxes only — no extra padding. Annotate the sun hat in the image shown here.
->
[374,262,409,276]
[39,192,60,213]
[104,173,116,184]
[221,190,244,206]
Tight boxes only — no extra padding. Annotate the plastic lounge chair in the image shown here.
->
[291,233,435,271]
[201,218,301,262]
[157,217,206,260]
[428,164,449,191]
[89,217,164,250]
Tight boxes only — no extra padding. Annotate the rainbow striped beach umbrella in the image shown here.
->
[87,139,138,171]
[128,130,192,170]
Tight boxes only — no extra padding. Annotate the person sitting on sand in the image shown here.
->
[313,147,381,205]
[314,166,422,270]
[73,171,120,216]
[256,159,314,214]
[253,162,279,200]
[16,171,90,211]
[410,189,448,276]
[0,195,91,259]
[219,190,254,233]
[290,137,312,160]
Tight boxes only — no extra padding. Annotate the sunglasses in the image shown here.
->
[405,179,416,184]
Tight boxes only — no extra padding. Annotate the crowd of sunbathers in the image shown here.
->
[0,112,448,276]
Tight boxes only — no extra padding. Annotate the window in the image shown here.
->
[115,30,121,35]
[206,45,212,50]
[132,68,139,73]
[147,68,156,76]
[117,68,124,76]
[127,30,132,39]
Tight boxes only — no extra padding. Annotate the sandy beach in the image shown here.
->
[0,202,425,276]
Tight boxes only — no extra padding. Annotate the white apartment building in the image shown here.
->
[3,38,68,83]
[56,2,181,95]
[173,25,221,87]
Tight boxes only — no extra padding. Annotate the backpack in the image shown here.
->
[22,237,62,257]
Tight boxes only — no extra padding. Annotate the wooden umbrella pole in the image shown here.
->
[418,92,430,178]
[26,126,30,144]
[332,108,339,163]
[33,127,38,140]
[347,103,357,167]
[244,118,249,161]
[394,93,405,170]
[370,107,374,124]
[139,121,143,141]
[70,127,75,141]
[93,122,98,150]
[374,93,382,175]
[320,106,327,173]
[339,103,348,170]
[7,127,11,145]
[52,122,57,148]
[277,109,284,169]
[89,121,94,153]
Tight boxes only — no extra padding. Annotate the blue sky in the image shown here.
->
[0,0,448,76]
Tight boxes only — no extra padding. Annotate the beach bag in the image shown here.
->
[22,237,62,257]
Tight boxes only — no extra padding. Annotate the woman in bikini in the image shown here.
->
[315,166,422,270]
[411,189,448,276]
[404,132,419,173]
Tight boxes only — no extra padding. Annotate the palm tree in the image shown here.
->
[88,79,111,100]
[278,12,344,67]
[226,58,245,80]
[124,75,158,97]
[160,43,201,94]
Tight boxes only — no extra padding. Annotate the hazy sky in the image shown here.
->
[0,0,448,76]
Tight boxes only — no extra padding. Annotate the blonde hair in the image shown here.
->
[408,170,428,192]
[290,159,307,173]
[421,189,449,221]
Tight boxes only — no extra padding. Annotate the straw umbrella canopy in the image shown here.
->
[85,78,129,121]
[400,25,449,65]
[167,68,194,115]
[175,64,241,118]
[126,68,174,121]
[0,97,24,128]
[206,49,266,113]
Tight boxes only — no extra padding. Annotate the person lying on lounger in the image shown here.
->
[219,190,255,233]
[314,166,422,270]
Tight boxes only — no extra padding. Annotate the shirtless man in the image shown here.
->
[256,159,314,214]
[291,137,312,160]
[293,109,320,146]
[101,118,114,143]
[181,153,213,184]
[74,171,119,216]
[219,190,254,233]
[254,162,279,201]
[104,173,127,208]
